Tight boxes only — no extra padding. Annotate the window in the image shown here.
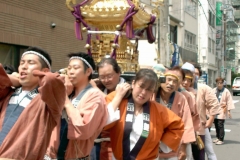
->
[208,38,215,54]
[185,0,197,17]
[0,43,27,70]
[185,30,196,51]
[208,38,211,53]
[212,40,215,54]
[209,10,215,28]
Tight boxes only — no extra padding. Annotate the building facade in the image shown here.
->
[169,0,198,65]
[230,0,240,73]
[0,0,86,71]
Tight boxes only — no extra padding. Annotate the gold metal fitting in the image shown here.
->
[85,44,91,49]
[116,25,122,31]
[82,27,87,32]
[112,43,118,49]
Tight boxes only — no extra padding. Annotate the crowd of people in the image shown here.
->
[0,46,235,160]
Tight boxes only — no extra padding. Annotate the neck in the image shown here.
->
[21,85,38,91]
[73,80,89,97]
[160,89,172,102]
[107,88,115,94]
[134,103,143,115]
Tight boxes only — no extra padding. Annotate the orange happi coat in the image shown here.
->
[104,92,184,160]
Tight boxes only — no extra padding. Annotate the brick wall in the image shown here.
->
[0,0,87,71]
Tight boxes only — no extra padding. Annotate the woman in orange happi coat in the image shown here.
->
[104,69,184,160]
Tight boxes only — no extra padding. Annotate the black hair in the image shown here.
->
[67,52,96,80]
[3,65,16,74]
[134,69,158,92]
[97,58,121,74]
[193,64,202,77]
[169,66,185,80]
[24,46,52,69]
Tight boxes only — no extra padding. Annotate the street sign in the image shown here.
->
[216,2,222,26]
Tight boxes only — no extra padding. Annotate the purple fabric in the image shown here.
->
[146,15,157,43]
[74,21,82,40]
[86,34,92,56]
[110,35,119,59]
[192,135,205,160]
[95,28,100,40]
[72,1,90,40]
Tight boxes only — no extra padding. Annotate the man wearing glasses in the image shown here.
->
[91,58,125,160]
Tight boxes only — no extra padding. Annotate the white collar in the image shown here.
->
[103,77,125,94]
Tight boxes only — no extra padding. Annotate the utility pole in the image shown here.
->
[223,9,227,61]
[159,0,169,66]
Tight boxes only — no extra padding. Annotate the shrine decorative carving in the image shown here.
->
[66,0,158,72]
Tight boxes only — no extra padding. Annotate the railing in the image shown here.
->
[234,10,240,19]
[232,0,240,7]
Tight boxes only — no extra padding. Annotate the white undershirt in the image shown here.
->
[107,103,158,160]
[18,91,29,101]
[159,98,173,154]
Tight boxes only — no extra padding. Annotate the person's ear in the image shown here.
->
[86,68,92,77]
[41,68,50,72]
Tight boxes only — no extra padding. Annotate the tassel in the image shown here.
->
[126,17,133,39]
[111,35,119,59]
[95,28,100,40]
[111,49,117,59]
[74,20,83,40]
[86,33,92,56]
[146,15,157,43]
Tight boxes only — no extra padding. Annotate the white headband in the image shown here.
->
[69,56,93,72]
[22,51,51,70]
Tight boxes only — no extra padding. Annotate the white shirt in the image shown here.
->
[107,103,158,160]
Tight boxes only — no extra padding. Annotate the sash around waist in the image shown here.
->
[94,137,110,143]
[44,155,89,160]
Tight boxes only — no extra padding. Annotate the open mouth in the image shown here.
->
[19,72,27,79]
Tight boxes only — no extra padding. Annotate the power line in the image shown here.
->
[198,0,216,35]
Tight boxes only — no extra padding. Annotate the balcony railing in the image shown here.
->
[234,10,240,19]
[232,0,240,7]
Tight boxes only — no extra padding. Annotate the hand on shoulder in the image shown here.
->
[115,83,131,99]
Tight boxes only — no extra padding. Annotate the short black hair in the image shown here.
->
[3,65,16,74]
[97,58,121,74]
[67,52,96,80]
[24,46,52,69]
[193,64,202,77]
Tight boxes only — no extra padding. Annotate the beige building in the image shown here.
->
[0,0,86,71]
[169,0,198,64]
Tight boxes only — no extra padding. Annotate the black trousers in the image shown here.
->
[214,118,225,141]
[192,135,205,160]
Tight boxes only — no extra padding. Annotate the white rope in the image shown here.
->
[69,56,93,72]
[22,51,51,70]
[87,30,126,35]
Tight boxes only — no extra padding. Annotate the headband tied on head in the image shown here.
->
[185,75,193,79]
[164,73,180,81]
[22,51,51,70]
[69,56,93,72]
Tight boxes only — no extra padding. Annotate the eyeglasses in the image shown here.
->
[99,73,115,81]
[217,82,223,85]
